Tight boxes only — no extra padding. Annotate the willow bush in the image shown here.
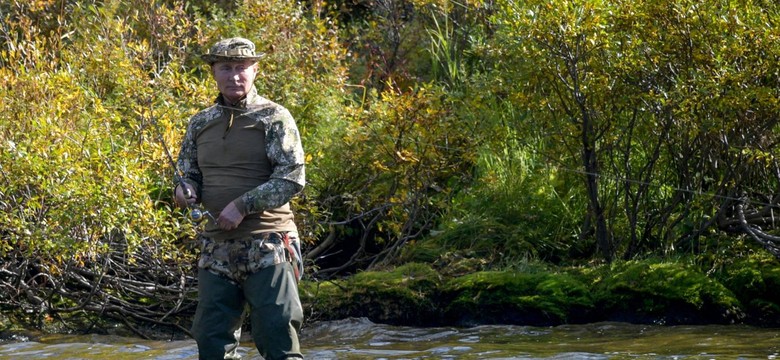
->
[307,83,477,275]
[0,0,207,334]
[490,0,780,261]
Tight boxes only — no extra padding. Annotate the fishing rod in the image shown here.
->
[150,115,215,227]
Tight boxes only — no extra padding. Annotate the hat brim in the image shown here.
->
[201,53,265,64]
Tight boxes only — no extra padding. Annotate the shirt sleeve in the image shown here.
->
[175,119,203,196]
[239,108,305,215]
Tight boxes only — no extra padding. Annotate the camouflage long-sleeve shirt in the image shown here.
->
[176,87,305,240]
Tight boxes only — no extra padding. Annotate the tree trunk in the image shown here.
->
[583,144,612,261]
[578,93,612,261]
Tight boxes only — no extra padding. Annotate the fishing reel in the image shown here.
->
[179,183,214,227]
[185,206,217,233]
[189,207,214,224]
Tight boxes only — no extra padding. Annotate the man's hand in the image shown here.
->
[217,201,245,231]
[174,183,198,208]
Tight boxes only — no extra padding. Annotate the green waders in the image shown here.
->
[192,262,303,360]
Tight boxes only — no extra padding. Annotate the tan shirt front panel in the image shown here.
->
[195,106,296,240]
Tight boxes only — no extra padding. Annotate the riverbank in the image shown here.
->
[2,251,778,343]
[300,255,780,328]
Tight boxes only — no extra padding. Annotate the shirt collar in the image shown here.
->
[216,86,258,108]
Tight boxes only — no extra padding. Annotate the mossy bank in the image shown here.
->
[300,255,780,328]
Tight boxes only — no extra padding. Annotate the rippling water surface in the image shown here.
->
[2,318,779,359]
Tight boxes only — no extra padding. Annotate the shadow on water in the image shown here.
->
[1,318,779,359]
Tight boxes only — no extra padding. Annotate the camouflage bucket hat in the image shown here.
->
[201,37,264,64]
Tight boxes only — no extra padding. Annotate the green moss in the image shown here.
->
[713,254,780,323]
[440,270,593,325]
[763,266,780,303]
[301,263,443,325]
[591,260,743,324]
[301,257,780,327]
[351,262,442,290]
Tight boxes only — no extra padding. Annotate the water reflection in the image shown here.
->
[1,318,779,359]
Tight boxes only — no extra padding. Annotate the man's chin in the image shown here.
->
[223,92,246,103]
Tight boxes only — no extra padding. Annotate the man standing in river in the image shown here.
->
[173,37,306,360]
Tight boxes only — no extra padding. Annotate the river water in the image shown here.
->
[1,317,778,359]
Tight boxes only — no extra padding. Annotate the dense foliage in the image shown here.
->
[2,0,780,335]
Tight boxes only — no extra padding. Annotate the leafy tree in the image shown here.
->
[492,0,780,261]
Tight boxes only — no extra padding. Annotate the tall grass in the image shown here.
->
[425,134,586,265]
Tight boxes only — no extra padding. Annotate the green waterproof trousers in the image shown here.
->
[191,262,304,360]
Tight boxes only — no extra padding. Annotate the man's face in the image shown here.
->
[212,60,258,104]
